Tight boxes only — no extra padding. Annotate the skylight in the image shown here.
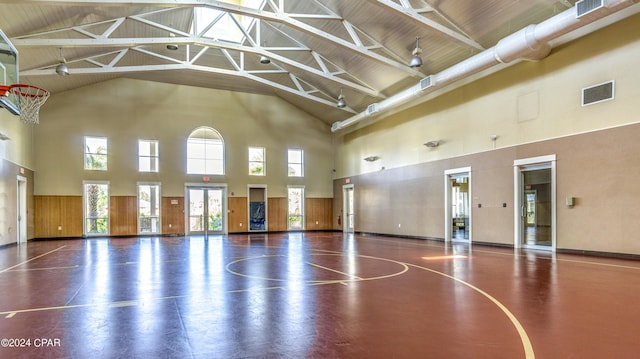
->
[194,0,265,43]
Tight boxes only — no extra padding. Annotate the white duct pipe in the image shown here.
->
[331,0,637,132]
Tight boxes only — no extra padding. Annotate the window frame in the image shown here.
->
[137,182,161,234]
[287,185,305,230]
[138,139,159,173]
[248,146,266,176]
[84,136,108,171]
[83,180,110,236]
[187,127,225,175]
[287,148,304,177]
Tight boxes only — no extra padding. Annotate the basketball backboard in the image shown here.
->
[0,29,19,115]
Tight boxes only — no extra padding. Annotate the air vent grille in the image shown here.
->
[576,0,604,18]
[419,76,433,90]
[582,80,614,106]
[366,103,379,115]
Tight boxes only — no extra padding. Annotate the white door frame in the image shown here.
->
[342,184,354,233]
[444,167,472,243]
[184,183,228,235]
[16,175,27,244]
[513,155,556,251]
[247,184,267,232]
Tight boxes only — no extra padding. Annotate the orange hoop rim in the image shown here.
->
[9,83,50,97]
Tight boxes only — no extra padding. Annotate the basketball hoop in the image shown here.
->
[7,84,50,124]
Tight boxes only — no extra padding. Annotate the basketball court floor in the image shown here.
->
[0,232,639,358]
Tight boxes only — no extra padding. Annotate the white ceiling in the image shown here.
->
[0,0,633,126]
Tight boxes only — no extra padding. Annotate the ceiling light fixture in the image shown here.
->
[409,36,423,68]
[259,55,270,64]
[337,89,346,108]
[364,156,379,162]
[55,48,69,76]
[166,33,178,51]
[424,140,439,148]
[259,41,270,64]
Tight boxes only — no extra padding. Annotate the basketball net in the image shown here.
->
[8,84,50,125]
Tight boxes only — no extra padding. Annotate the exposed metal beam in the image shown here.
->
[367,0,485,51]
[15,0,423,76]
[14,36,381,97]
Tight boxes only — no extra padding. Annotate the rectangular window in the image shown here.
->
[84,181,109,235]
[287,148,304,177]
[84,136,108,170]
[288,186,304,230]
[138,183,161,234]
[139,140,159,172]
[249,146,265,176]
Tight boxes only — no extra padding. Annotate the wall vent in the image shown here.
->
[582,80,614,106]
[366,103,379,115]
[419,76,434,90]
[576,0,604,18]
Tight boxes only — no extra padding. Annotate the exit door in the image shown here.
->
[514,155,556,250]
[343,184,354,233]
[186,186,226,235]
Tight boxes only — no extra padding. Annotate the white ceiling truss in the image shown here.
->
[5,0,617,126]
[11,0,447,113]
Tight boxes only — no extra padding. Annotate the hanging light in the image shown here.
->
[55,48,69,76]
[259,55,271,64]
[409,36,423,68]
[337,89,346,108]
[259,41,270,64]
[166,33,178,51]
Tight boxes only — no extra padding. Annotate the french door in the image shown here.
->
[186,185,227,235]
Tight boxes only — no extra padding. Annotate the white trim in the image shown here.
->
[287,185,305,230]
[16,175,27,244]
[136,182,162,235]
[82,180,110,237]
[513,155,556,251]
[444,167,472,243]
[247,184,268,232]
[342,184,355,233]
[184,183,228,235]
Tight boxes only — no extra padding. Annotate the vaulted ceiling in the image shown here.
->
[0,0,637,128]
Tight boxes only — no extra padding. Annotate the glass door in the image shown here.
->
[514,155,556,251]
[187,187,226,235]
[343,184,355,233]
[444,167,471,242]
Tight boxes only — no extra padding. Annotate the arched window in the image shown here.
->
[187,127,225,175]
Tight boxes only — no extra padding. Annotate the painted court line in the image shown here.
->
[307,261,363,280]
[0,246,67,274]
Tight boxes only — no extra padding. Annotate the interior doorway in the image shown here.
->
[248,185,267,232]
[514,155,556,250]
[342,184,354,233]
[186,185,227,235]
[444,167,471,242]
[16,175,27,244]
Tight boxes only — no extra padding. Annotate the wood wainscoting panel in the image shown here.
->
[228,197,248,233]
[162,197,184,235]
[110,196,137,236]
[34,195,83,238]
[305,198,333,230]
[268,197,287,231]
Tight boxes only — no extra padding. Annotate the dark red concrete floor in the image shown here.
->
[0,232,639,358]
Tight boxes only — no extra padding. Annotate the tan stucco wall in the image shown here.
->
[334,14,640,178]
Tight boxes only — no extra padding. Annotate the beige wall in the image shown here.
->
[331,15,640,255]
[334,14,640,178]
[33,79,334,198]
